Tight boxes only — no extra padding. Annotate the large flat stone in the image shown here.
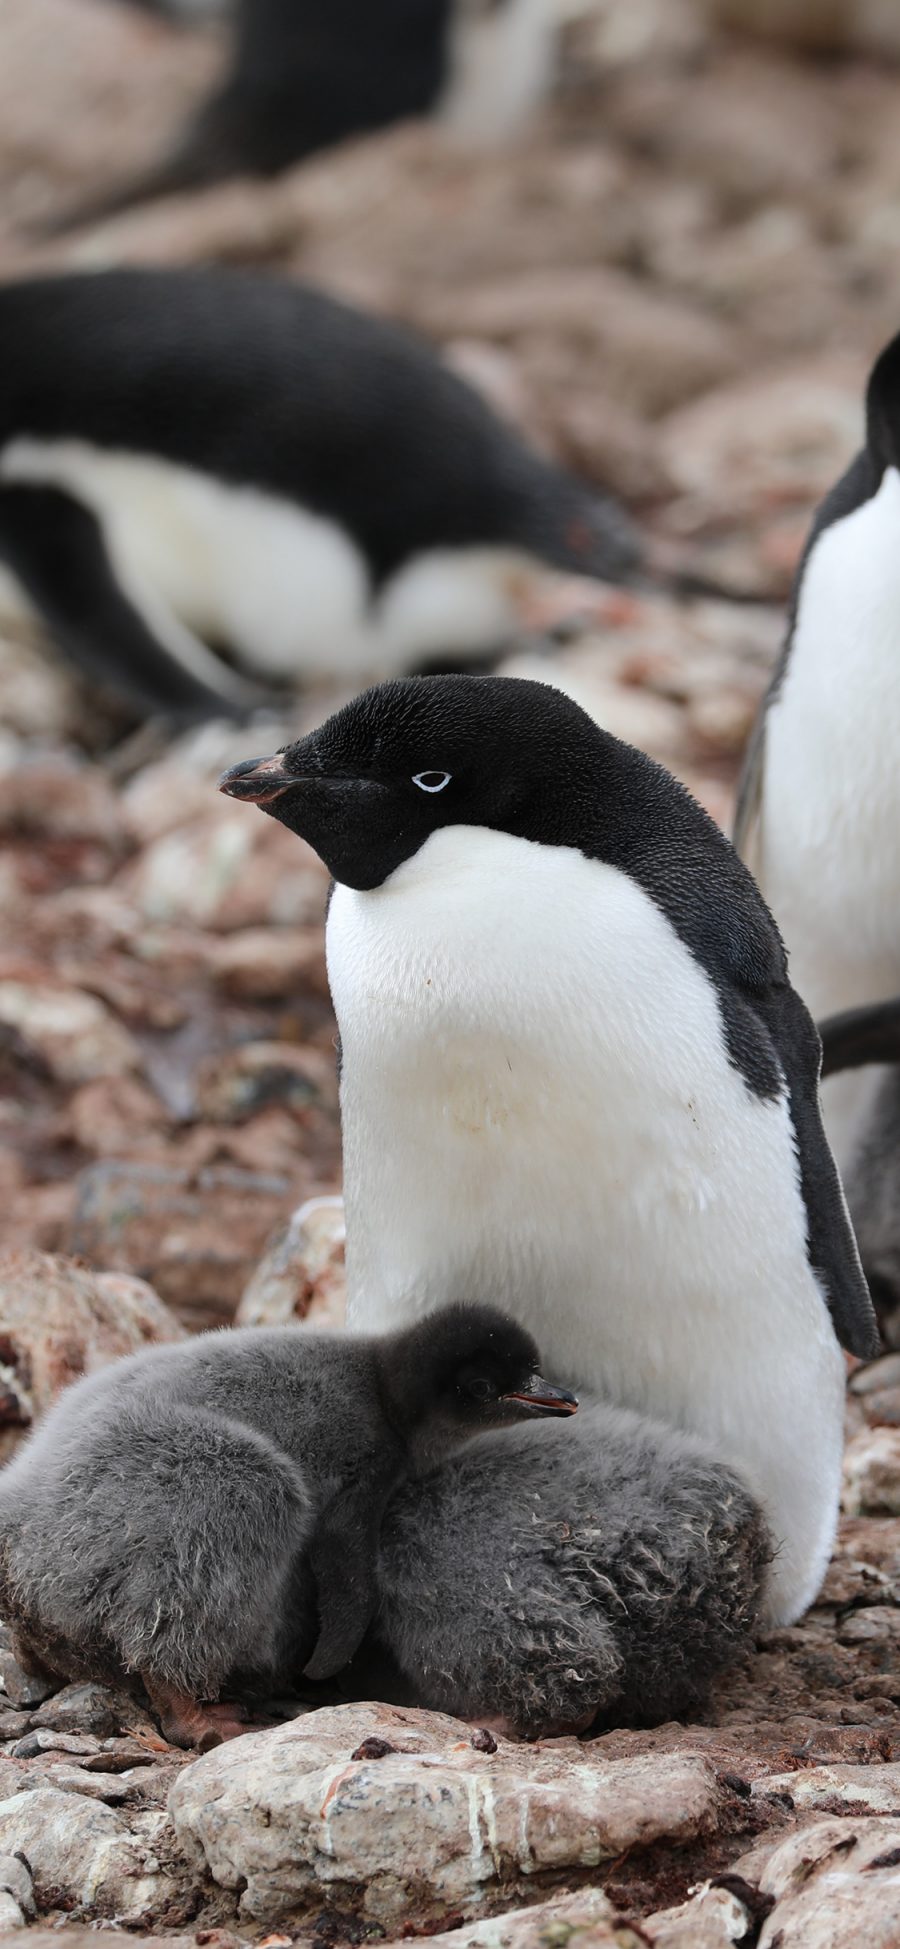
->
[169,1703,724,1927]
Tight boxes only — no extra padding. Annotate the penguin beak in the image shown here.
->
[218,755,296,805]
[503,1379,578,1417]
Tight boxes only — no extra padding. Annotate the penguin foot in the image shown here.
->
[143,1682,259,1751]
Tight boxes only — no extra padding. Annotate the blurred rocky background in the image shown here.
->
[3,1,900,1942]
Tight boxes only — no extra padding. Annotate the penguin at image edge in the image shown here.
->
[221,672,879,1633]
[734,327,900,1172]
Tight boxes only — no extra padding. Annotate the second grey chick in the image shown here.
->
[373,1398,771,1738]
[0,1305,575,1747]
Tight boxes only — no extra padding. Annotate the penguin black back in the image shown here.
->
[0,269,637,722]
[0,269,631,586]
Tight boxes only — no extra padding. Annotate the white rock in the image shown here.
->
[237,1195,346,1329]
[0,1789,178,1923]
[755,1817,900,1948]
[645,1879,752,1946]
[0,1852,34,1922]
[379,1887,632,1948]
[842,1426,900,1516]
[169,1703,724,1925]
[753,1762,900,1815]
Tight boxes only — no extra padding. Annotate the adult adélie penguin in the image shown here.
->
[734,329,900,1173]
[222,674,880,1628]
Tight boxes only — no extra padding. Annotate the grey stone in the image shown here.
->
[0,1853,34,1920]
[0,1790,180,1923]
[169,1702,724,1925]
[0,1891,25,1932]
[0,1654,54,1711]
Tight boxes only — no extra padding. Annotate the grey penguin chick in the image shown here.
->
[0,1305,575,1747]
[221,673,878,1631]
[734,330,900,1176]
[0,267,637,724]
[373,1399,771,1737]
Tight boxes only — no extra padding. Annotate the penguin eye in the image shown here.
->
[464,1375,496,1403]
[412,771,452,794]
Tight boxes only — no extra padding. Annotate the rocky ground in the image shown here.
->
[2,0,900,1942]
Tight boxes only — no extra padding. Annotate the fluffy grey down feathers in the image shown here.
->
[376,1399,771,1735]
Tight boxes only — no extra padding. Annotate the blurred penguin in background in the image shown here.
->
[61,0,558,225]
[0,265,638,726]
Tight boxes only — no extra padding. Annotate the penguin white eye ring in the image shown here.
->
[413,771,452,793]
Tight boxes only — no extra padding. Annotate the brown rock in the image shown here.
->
[0,978,139,1086]
[69,1161,296,1330]
[209,927,328,1002]
[120,810,328,933]
[0,1249,182,1461]
[194,1042,335,1125]
[67,1076,171,1158]
[417,267,740,417]
[658,360,864,523]
[0,755,125,845]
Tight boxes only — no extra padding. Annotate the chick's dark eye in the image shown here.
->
[413,771,452,794]
[465,1375,496,1403]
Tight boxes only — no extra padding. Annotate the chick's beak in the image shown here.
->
[218,754,296,805]
[503,1378,578,1417]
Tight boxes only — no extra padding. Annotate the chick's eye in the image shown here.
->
[465,1376,496,1403]
[413,771,451,794]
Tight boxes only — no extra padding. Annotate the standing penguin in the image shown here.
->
[0,267,637,723]
[374,1400,771,1737]
[221,674,879,1630]
[0,1303,574,1747]
[52,0,556,226]
[734,331,900,1171]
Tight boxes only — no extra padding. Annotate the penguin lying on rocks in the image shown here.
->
[0,1305,575,1748]
[819,997,900,1337]
[0,267,637,724]
[734,329,900,1175]
[373,1400,771,1737]
[222,673,878,1631]
[57,0,556,226]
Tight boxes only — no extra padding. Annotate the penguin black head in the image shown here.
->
[377,1302,577,1473]
[219,673,604,889]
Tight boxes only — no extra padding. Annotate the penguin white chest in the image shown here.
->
[328,826,845,1626]
[761,466,900,1020]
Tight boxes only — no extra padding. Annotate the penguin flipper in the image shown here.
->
[303,1485,384,1682]
[775,985,881,1360]
[0,482,263,722]
[819,997,900,1078]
